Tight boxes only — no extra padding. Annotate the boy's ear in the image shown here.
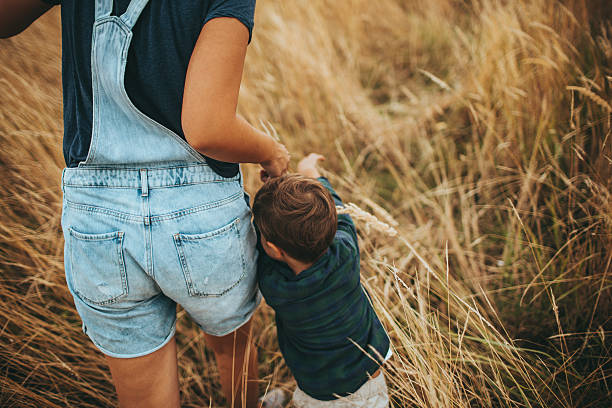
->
[263,239,285,260]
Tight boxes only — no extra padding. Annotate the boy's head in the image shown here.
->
[252,174,337,264]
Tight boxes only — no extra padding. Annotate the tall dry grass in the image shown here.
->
[1,0,610,407]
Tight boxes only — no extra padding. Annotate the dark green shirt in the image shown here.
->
[257,178,390,400]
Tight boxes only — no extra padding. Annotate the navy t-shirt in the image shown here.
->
[43,0,255,177]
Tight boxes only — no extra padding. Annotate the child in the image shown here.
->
[253,154,391,408]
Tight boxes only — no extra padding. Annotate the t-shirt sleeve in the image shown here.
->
[317,177,358,241]
[205,0,256,43]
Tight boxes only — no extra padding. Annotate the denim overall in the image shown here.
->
[61,0,259,357]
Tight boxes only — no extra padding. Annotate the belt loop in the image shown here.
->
[140,169,149,197]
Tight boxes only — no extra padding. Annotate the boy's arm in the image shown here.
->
[0,0,54,38]
[316,177,357,237]
[316,177,344,207]
[182,17,289,177]
[297,154,357,237]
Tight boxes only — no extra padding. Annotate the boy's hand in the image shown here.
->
[297,153,325,178]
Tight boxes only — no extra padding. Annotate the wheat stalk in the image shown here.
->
[337,203,398,236]
[566,86,612,112]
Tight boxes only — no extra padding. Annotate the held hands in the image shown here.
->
[260,151,325,182]
[297,153,325,178]
[260,142,290,181]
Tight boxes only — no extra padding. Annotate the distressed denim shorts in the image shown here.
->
[61,164,260,358]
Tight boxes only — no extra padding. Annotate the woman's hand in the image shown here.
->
[297,153,325,178]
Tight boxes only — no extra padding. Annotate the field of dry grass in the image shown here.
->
[1,0,610,407]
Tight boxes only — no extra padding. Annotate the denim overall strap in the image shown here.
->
[120,0,149,29]
[83,0,206,166]
[95,0,112,19]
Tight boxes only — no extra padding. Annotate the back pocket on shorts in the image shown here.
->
[68,228,128,305]
[173,218,246,297]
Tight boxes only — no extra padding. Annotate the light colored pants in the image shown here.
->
[292,373,389,408]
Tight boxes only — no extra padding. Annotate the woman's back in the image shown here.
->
[52,0,254,175]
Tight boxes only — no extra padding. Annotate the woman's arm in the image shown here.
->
[0,0,53,38]
[182,17,289,177]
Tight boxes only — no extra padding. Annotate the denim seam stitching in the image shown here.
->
[65,200,141,222]
[64,191,241,223]
[70,229,122,241]
[86,27,100,165]
[173,237,194,295]
[67,163,213,171]
[93,16,131,34]
[62,179,236,189]
[151,191,242,222]
[63,185,134,189]
[176,218,239,240]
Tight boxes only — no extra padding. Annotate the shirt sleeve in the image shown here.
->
[317,177,358,241]
[205,0,256,43]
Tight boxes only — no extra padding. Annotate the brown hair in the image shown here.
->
[252,174,338,263]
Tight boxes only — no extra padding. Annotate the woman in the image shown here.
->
[0,1,289,407]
